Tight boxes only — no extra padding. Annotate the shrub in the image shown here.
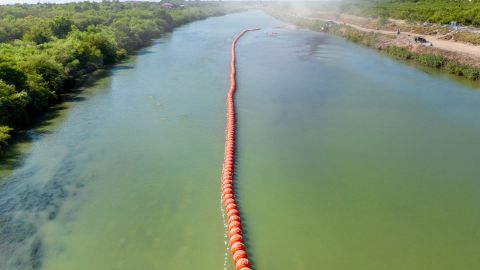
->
[415,54,446,68]
[0,126,13,151]
[384,46,413,60]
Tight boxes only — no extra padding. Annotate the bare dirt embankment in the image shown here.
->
[298,14,480,68]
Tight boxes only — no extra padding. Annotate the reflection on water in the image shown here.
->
[1,10,480,270]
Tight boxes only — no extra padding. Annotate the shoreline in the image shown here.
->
[298,14,480,65]
[0,7,241,160]
[269,11,480,84]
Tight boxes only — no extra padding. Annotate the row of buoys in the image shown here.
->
[221,28,259,270]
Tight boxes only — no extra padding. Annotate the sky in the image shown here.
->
[0,0,164,4]
[0,0,338,5]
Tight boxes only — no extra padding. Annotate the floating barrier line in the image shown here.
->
[221,28,259,270]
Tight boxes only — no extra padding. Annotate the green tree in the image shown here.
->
[0,80,30,126]
[0,126,13,151]
[0,1,231,155]
[50,16,74,38]
[23,23,53,44]
[20,54,66,92]
[0,63,27,89]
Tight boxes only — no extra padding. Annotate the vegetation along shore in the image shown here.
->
[266,1,480,84]
[0,1,240,154]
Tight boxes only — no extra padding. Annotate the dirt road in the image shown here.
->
[302,16,480,58]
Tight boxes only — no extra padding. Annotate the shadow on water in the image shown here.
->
[111,65,135,71]
[0,107,64,182]
[133,34,172,56]
[0,68,114,179]
[0,140,28,181]
[135,50,154,56]
[0,68,115,270]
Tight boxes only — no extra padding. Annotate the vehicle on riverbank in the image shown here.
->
[264,2,480,85]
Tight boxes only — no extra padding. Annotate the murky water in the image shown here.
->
[1,11,480,270]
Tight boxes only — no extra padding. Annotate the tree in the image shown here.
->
[0,80,30,127]
[50,16,74,39]
[0,126,13,151]
[0,63,27,89]
[20,54,66,92]
[23,23,53,44]
[0,1,230,155]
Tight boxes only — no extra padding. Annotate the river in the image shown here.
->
[1,10,480,270]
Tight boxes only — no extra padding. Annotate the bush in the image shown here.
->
[446,61,464,76]
[23,23,54,44]
[415,54,446,68]
[463,67,480,80]
[0,80,30,127]
[384,46,413,60]
[329,25,379,48]
[50,16,73,39]
[0,126,13,151]
[0,63,27,89]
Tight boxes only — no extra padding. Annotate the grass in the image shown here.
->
[329,25,382,47]
[384,46,480,80]
[452,32,480,45]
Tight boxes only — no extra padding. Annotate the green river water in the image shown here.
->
[1,10,480,270]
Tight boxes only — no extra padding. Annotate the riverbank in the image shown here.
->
[314,14,480,46]
[2,10,480,270]
[0,2,243,157]
[268,11,480,83]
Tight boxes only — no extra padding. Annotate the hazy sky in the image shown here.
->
[0,0,164,4]
[0,0,335,5]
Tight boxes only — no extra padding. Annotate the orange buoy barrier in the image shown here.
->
[221,28,259,270]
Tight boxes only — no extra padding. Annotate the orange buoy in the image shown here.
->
[224,194,234,201]
[226,203,237,212]
[221,28,260,270]
[228,221,242,230]
[228,214,241,221]
[224,198,235,205]
[236,258,251,269]
[227,209,239,217]
[229,234,243,246]
[229,227,242,238]
[233,250,248,261]
[230,241,246,254]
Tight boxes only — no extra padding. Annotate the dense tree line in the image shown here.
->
[351,0,480,26]
[0,1,232,150]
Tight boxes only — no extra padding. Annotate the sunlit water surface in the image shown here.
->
[1,10,480,270]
